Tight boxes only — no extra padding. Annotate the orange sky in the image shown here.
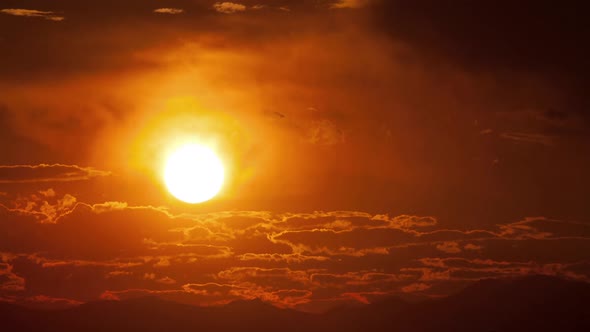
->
[1,0,589,311]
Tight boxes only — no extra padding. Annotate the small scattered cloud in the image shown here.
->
[0,9,64,21]
[0,263,25,292]
[106,271,132,278]
[331,0,372,9]
[18,295,83,309]
[38,188,56,198]
[464,243,483,251]
[237,253,329,263]
[401,283,431,293]
[144,273,175,284]
[480,128,493,135]
[153,8,184,15]
[156,276,177,285]
[213,2,246,14]
[153,258,171,268]
[436,242,462,254]
[500,132,554,146]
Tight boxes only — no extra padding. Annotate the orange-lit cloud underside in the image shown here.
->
[1,189,589,311]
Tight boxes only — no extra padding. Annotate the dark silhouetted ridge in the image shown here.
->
[1,275,589,332]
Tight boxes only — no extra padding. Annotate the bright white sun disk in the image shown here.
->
[164,144,224,204]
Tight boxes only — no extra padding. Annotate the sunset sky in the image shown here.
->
[1,0,589,312]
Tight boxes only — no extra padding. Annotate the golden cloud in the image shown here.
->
[0,9,64,21]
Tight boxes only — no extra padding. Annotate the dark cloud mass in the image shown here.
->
[372,0,590,117]
[0,0,589,313]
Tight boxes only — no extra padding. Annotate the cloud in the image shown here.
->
[106,270,132,278]
[144,273,176,284]
[213,2,247,14]
[500,132,554,146]
[185,281,312,308]
[251,5,290,12]
[1,191,78,223]
[38,188,56,198]
[156,276,177,285]
[237,253,329,263]
[464,243,483,251]
[21,295,83,309]
[153,8,184,15]
[99,288,187,302]
[401,283,431,293]
[480,129,493,135]
[0,164,111,184]
[0,9,64,21]
[436,242,462,254]
[497,217,555,240]
[0,263,25,292]
[311,271,399,287]
[217,267,311,287]
[1,199,589,310]
[415,258,590,283]
[331,0,372,9]
[385,215,438,228]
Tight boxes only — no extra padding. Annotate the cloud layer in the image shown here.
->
[1,190,588,311]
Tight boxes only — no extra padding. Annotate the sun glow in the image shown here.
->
[164,144,225,204]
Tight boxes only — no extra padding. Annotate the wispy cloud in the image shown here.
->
[213,2,246,14]
[436,241,462,254]
[153,8,184,15]
[0,263,25,292]
[0,164,111,184]
[331,0,372,9]
[0,9,64,21]
[500,132,554,146]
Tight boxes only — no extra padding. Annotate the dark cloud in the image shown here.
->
[0,164,110,184]
[372,1,589,72]
[371,0,590,118]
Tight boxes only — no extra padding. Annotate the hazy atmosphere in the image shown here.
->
[1,1,589,330]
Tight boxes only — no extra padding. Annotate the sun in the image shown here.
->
[163,144,225,204]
